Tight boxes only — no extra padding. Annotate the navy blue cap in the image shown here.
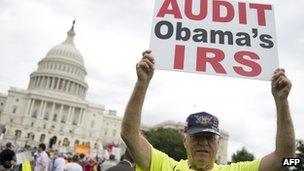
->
[185,111,220,136]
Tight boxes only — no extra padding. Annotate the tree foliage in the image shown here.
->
[143,128,187,161]
[231,147,255,163]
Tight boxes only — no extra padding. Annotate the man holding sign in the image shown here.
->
[121,50,295,170]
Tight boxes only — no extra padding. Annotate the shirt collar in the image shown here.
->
[122,159,133,167]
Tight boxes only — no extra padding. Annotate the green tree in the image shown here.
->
[296,139,304,170]
[231,147,255,163]
[143,128,187,161]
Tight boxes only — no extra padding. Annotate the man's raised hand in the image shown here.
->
[271,68,292,101]
[136,50,155,83]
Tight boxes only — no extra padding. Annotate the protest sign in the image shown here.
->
[74,144,91,154]
[150,0,278,80]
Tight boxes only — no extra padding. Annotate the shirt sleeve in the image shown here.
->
[228,159,261,171]
[136,146,177,171]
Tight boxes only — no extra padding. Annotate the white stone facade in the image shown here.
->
[0,23,122,150]
[153,120,229,164]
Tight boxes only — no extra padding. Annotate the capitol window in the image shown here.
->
[15,130,22,138]
[12,106,17,114]
[53,114,57,121]
[44,112,49,120]
[32,110,38,118]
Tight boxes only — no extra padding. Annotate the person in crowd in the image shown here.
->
[85,157,97,171]
[64,154,82,171]
[121,50,295,171]
[46,151,53,171]
[34,143,49,171]
[0,142,16,170]
[78,153,87,170]
[107,149,135,171]
[101,154,117,171]
[53,152,65,171]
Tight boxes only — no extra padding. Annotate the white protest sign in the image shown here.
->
[149,0,278,80]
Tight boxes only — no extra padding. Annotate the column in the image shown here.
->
[64,106,70,123]
[51,77,55,89]
[29,99,35,116]
[58,105,64,123]
[32,77,36,88]
[41,101,47,117]
[25,99,32,115]
[67,106,72,124]
[65,81,71,93]
[29,78,33,88]
[40,77,44,88]
[38,100,44,119]
[68,82,73,93]
[50,102,55,120]
[45,77,50,89]
[81,109,85,125]
[37,77,41,88]
[56,78,61,90]
[78,109,83,125]
[69,107,75,124]
[33,77,37,87]
[76,84,80,95]
[71,82,75,93]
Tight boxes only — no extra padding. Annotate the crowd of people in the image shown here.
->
[0,142,135,171]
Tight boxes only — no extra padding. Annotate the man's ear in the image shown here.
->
[183,133,187,146]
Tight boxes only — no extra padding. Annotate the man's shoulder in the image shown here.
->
[0,149,15,156]
[107,161,134,171]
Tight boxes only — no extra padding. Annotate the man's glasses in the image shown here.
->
[189,133,218,143]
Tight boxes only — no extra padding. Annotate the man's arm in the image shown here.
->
[260,68,295,171]
[121,50,155,171]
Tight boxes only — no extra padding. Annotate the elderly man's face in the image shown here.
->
[184,132,219,170]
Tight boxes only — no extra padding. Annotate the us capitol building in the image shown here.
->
[0,22,229,164]
[0,23,122,149]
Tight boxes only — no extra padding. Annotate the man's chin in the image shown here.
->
[194,152,210,161]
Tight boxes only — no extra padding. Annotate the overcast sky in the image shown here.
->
[0,0,303,160]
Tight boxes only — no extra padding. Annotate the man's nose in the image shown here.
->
[197,137,208,145]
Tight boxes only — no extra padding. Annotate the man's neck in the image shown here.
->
[188,161,213,171]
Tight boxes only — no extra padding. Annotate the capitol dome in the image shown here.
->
[28,21,88,99]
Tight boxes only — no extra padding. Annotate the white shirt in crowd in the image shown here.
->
[53,157,65,171]
[34,151,49,171]
[64,162,83,171]
[101,160,117,171]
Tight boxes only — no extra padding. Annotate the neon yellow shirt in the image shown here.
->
[136,147,261,171]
